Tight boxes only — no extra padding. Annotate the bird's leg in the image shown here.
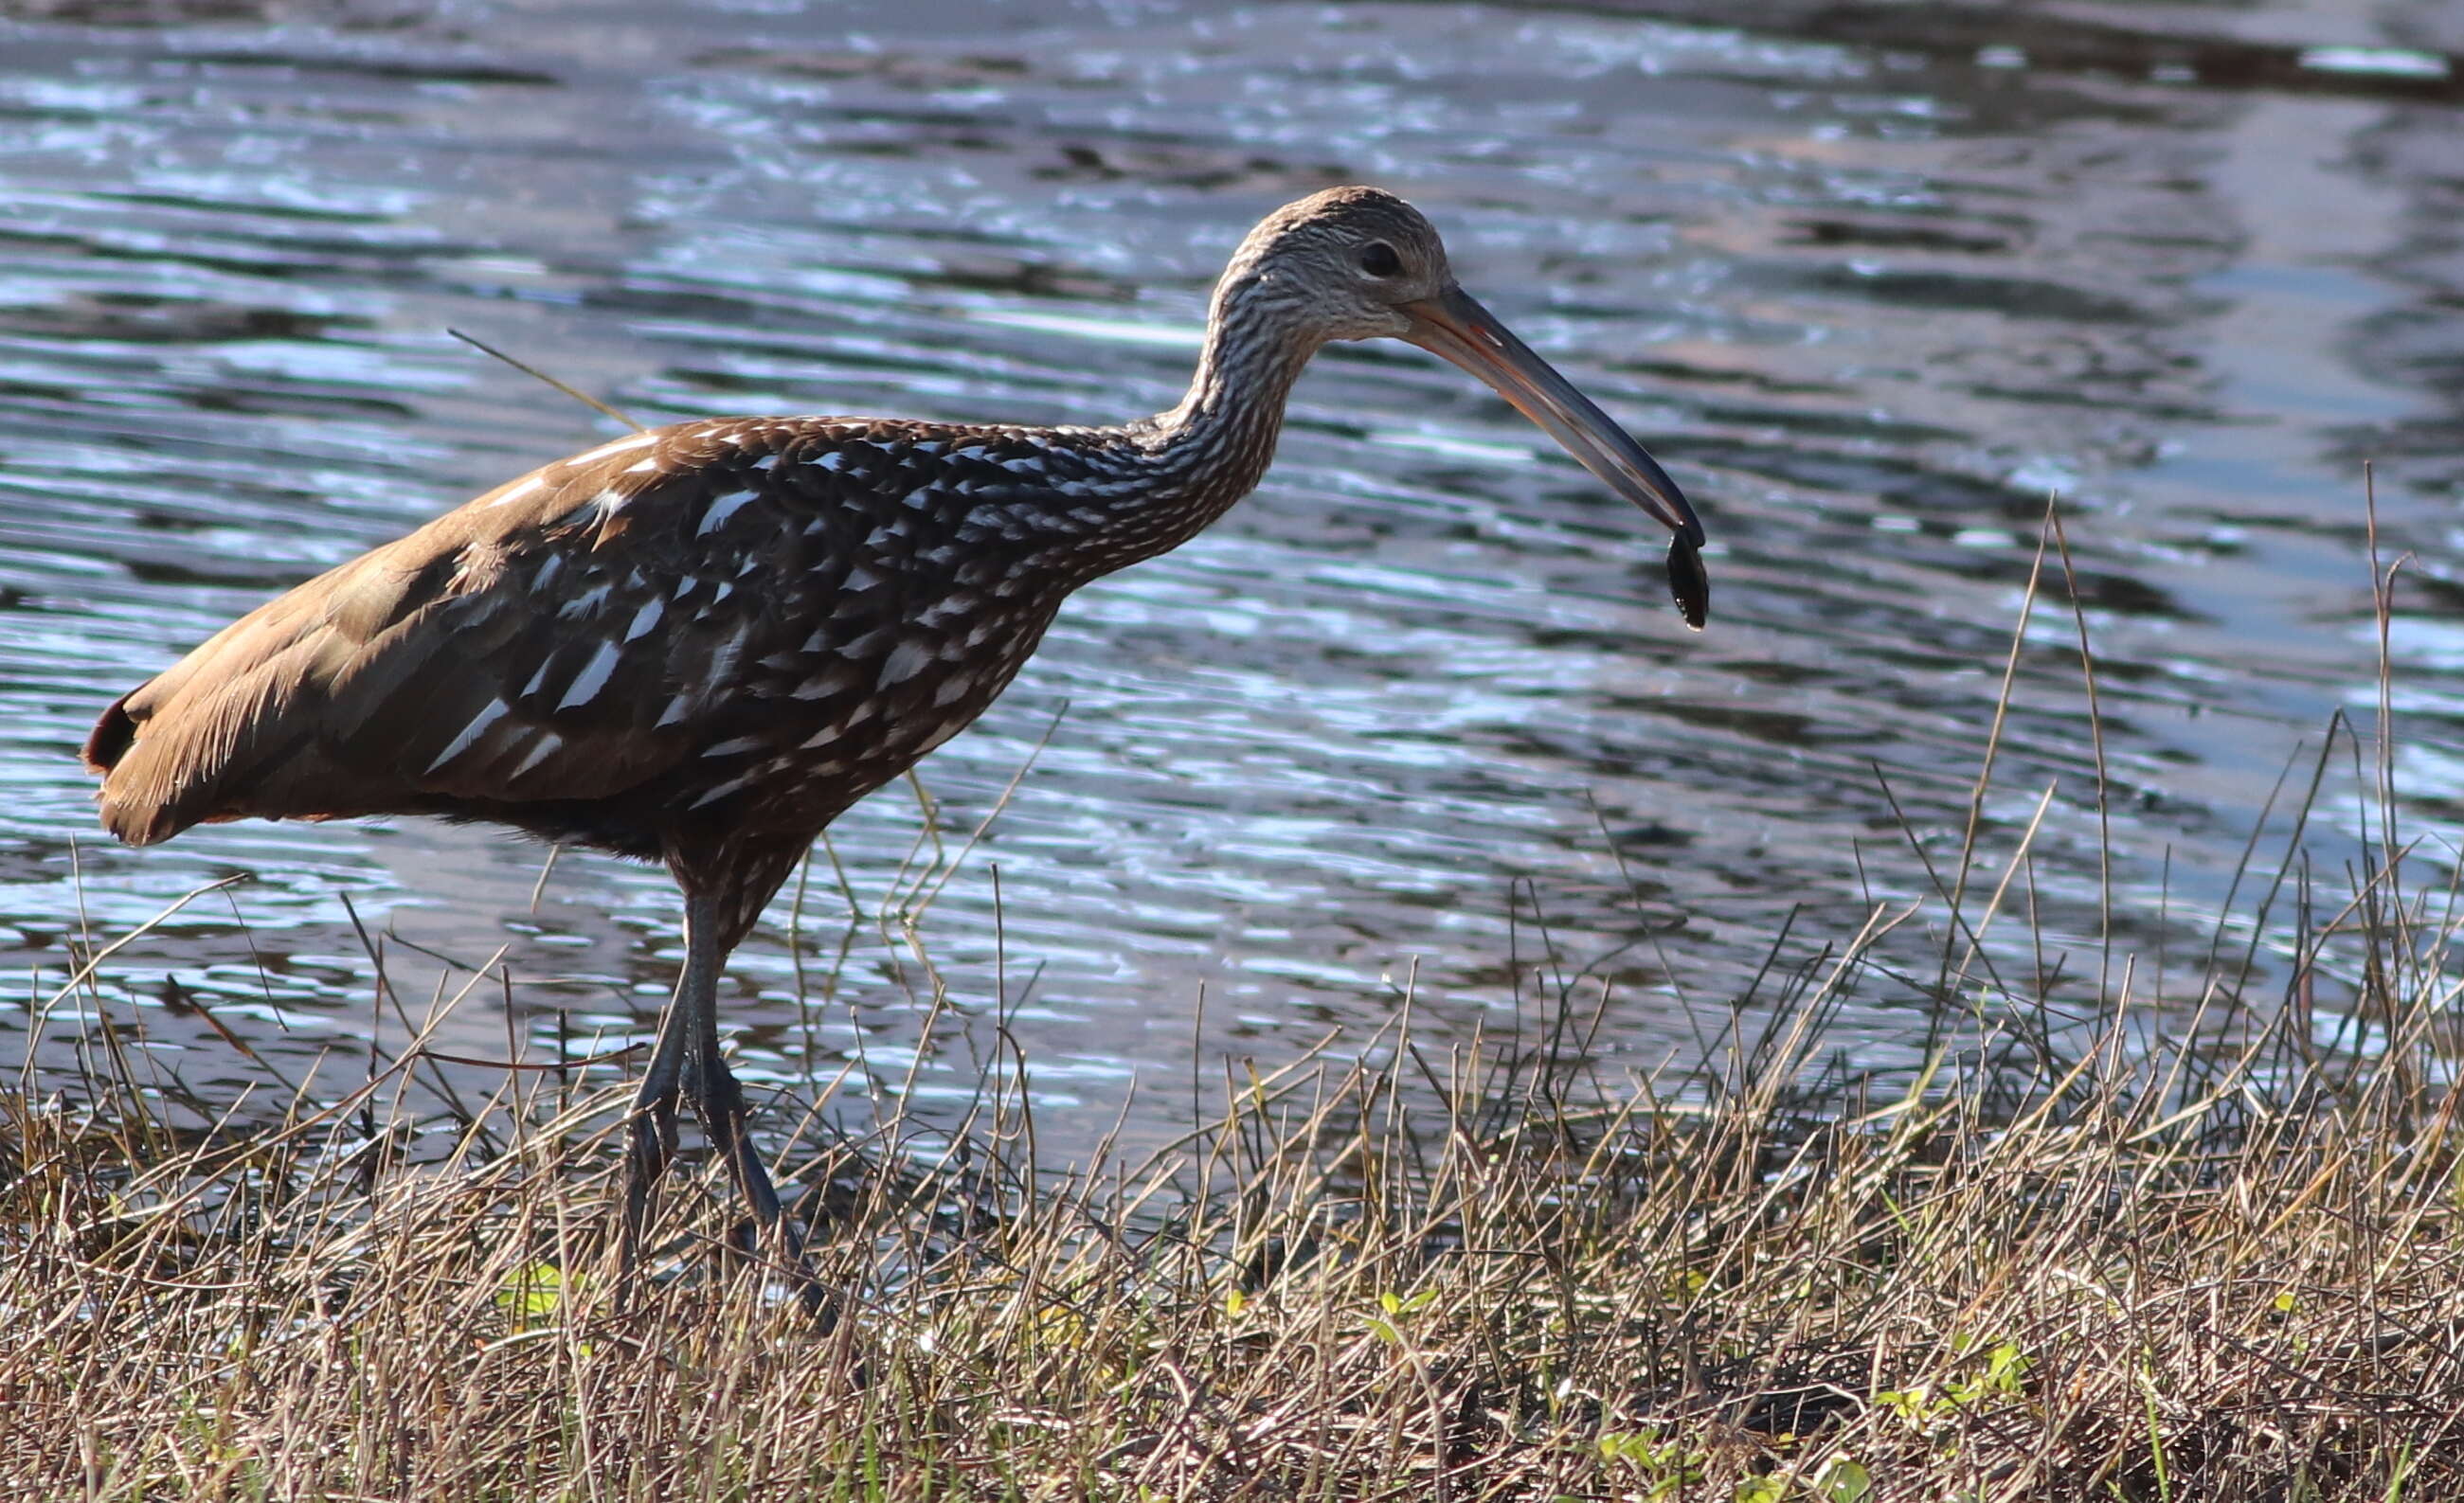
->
[682,978,797,1244]
[617,949,695,1287]
[670,887,830,1317]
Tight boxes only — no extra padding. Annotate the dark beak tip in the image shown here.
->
[1411,284,1710,625]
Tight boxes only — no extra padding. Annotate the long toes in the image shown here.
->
[626,1105,677,1186]
[688,1075,807,1245]
[619,1098,682,1268]
[728,1131,788,1225]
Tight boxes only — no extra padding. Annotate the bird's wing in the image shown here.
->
[87,419,894,846]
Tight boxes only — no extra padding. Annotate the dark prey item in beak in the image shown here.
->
[1400,284,1707,628]
[1666,534,1708,631]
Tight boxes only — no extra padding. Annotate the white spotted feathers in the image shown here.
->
[83,188,1532,879]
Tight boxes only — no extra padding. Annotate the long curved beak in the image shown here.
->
[1400,285,1703,550]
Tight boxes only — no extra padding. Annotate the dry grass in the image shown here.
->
[9,508,2464,1501]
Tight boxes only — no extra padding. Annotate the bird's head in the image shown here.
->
[1220,185,1457,344]
[1222,186,1708,627]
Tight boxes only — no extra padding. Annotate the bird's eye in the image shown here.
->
[1358,242,1403,278]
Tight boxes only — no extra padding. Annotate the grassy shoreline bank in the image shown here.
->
[9,886,2462,1500]
[9,525,2464,1500]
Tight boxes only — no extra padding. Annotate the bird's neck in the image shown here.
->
[1022,280,1319,584]
[1154,283,1318,479]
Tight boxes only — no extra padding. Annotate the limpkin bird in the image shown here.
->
[82,187,1706,1277]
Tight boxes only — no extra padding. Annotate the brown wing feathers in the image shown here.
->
[84,428,740,847]
[86,413,1102,863]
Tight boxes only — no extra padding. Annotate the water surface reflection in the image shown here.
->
[2,0,2458,1155]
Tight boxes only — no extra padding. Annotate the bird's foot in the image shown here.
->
[616,1092,681,1297]
[687,1062,840,1331]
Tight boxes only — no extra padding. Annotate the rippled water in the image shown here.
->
[3,0,2460,1155]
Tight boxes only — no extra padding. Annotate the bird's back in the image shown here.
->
[86,416,1127,863]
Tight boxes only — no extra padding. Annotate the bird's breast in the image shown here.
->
[669,588,1065,825]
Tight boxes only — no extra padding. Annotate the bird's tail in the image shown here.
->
[81,693,136,778]
[81,642,318,849]
[81,690,187,846]
[84,685,204,848]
